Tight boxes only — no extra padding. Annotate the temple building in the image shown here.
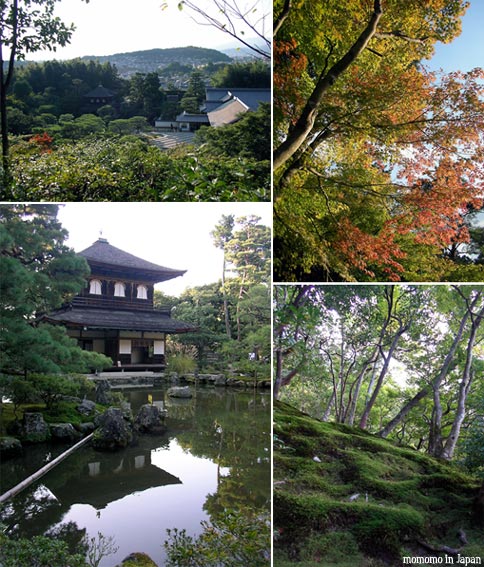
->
[83,84,116,107]
[44,238,195,370]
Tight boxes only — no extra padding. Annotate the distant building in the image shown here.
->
[155,87,270,132]
[83,84,116,107]
[44,238,195,371]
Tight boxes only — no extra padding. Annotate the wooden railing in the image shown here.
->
[71,295,171,315]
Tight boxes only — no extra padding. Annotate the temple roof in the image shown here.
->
[208,97,249,127]
[79,238,186,283]
[45,306,197,334]
[83,84,115,98]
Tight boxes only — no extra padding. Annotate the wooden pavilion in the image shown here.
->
[44,238,195,370]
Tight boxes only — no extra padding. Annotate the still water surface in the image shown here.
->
[0,385,271,566]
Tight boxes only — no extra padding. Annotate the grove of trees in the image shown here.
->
[156,214,271,378]
[274,285,484,474]
[273,0,484,282]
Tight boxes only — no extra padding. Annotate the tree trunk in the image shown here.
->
[273,0,383,171]
[359,325,406,429]
[440,304,484,460]
[378,298,474,438]
[428,393,444,457]
[221,254,231,340]
[273,285,313,398]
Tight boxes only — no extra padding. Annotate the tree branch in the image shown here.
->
[273,0,383,171]
[274,0,291,37]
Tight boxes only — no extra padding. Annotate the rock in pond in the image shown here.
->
[77,399,96,416]
[76,422,95,435]
[95,379,113,405]
[0,436,23,458]
[49,423,82,442]
[135,404,166,434]
[117,552,157,566]
[92,407,133,451]
[20,412,51,443]
[167,386,192,399]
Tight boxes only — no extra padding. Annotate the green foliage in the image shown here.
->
[0,533,87,567]
[211,61,270,88]
[274,401,484,564]
[9,135,269,201]
[164,510,270,567]
[194,103,270,162]
[0,205,112,375]
[167,354,197,376]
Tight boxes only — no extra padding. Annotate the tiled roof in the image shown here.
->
[175,111,210,124]
[79,238,185,282]
[84,84,115,98]
[45,306,197,333]
[204,88,270,111]
[208,98,249,127]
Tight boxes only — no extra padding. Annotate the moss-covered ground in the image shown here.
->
[0,400,104,436]
[274,401,484,566]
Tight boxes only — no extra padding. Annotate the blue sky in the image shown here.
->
[426,1,484,72]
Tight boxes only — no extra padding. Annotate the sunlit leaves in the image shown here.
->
[274,0,482,282]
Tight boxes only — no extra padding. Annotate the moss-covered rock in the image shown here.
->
[0,436,23,459]
[274,401,484,565]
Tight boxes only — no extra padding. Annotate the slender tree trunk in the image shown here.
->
[440,304,484,460]
[0,0,18,193]
[378,299,474,438]
[322,386,337,421]
[428,392,444,456]
[346,357,376,425]
[274,0,292,37]
[0,43,10,188]
[359,325,406,429]
[221,253,231,339]
[273,285,313,398]
[273,0,383,171]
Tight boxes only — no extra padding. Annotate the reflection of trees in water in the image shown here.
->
[174,389,271,518]
[1,387,270,546]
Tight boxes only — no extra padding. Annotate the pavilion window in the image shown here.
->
[114,282,126,297]
[137,284,148,300]
[89,279,102,295]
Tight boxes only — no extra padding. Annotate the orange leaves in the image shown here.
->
[274,39,309,126]
[335,218,406,281]
[395,156,484,248]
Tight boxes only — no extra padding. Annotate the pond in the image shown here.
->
[0,385,271,566]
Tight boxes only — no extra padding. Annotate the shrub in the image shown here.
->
[164,510,270,567]
[0,533,87,567]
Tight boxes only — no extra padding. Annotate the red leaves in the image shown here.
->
[335,218,406,281]
[274,39,309,126]
[29,132,53,154]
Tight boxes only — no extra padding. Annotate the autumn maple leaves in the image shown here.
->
[273,0,483,282]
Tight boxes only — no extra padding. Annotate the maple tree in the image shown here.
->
[273,0,484,282]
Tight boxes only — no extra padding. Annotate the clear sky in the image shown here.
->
[426,1,484,72]
[26,0,272,61]
[57,202,271,297]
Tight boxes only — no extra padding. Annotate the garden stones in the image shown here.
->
[92,407,133,451]
[134,404,166,434]
[167,386,193,398]
[20,412,51,443]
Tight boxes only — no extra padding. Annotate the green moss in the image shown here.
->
[274,401,484,565]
